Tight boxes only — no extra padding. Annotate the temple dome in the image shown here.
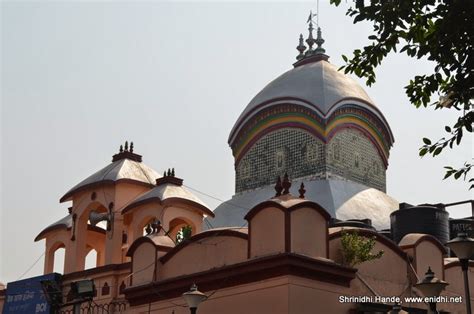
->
[229,59,391,145]
[215,27,398,229]
[60,143,160,202]
[121,177,214,217]
[208,178,397,230]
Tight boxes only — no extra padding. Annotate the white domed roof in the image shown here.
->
[230,60,378,141]
[60,145,160,202]
[60,158,159,202]
[121,180,213,217]
[207,178,398,231]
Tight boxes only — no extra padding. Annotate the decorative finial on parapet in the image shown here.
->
[156,168,183,186]
[296,34,307,60]
[298,182,306,198]
[425,267,434,279]
[282,173,291,195]
[112,140,142,162]
[275,176,283,197]
[314,27,326,54]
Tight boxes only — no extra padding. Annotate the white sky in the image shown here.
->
[1,1,472,284]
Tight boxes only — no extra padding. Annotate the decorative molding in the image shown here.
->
[155,176,183,187]
[231,103,392,166]
[60,179,155,203]
[399,234,448,255]
[444,260,474,270]
[293,53,329,67]
[229,96,394,145]
[126,236,173,257]
[121,197,215,218]
[35,222,106,242]
[62,263,131,281]
[125,253,356,306]
[101,282,110,296]
[244,200,331,221]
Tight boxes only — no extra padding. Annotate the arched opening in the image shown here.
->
[53,247,65,274]
[168,217,195,242]
[85,247,98,270]
[87,204,109,231]
[73,202,108,271]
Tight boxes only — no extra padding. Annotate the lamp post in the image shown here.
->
[414,267,448,314]
[70,280,95,314]
[182,284,207,314]
[446,232,474,314]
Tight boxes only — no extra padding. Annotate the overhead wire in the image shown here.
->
[15,193,96,282]
[183,183,251,212]
[16,251,46,281]
[18,154,259,309]
[116,180,255,306]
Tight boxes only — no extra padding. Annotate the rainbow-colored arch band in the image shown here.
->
[230,102,394,168]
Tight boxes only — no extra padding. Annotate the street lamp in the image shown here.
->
[446,232,474,314]
[414,267,448,313]
[182,283,207,314]
[390,302,402,313]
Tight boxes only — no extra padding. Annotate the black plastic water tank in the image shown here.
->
[450,217,474,238]
[390,203,450,244]
[378,229,392,240]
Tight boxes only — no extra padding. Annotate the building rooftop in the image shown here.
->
[60,143,160,202]
[208,178,398,230]
[122,173,214,217]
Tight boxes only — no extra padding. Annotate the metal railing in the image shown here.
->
[58,301,127,314]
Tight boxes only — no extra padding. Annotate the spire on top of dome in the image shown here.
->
[305,11,316,55]
[293,8,329,67]
[112,140,142,162]
[296,34,306,60]
[314,27,325,54]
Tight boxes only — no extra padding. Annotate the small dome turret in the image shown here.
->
[60,141,160,202]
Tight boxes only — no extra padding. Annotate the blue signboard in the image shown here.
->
[3,273,61,314]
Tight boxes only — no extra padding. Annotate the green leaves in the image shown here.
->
[176,225,192,244]
[340,230,384,267]
[444,163,473,189]
[332,0,473,189]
